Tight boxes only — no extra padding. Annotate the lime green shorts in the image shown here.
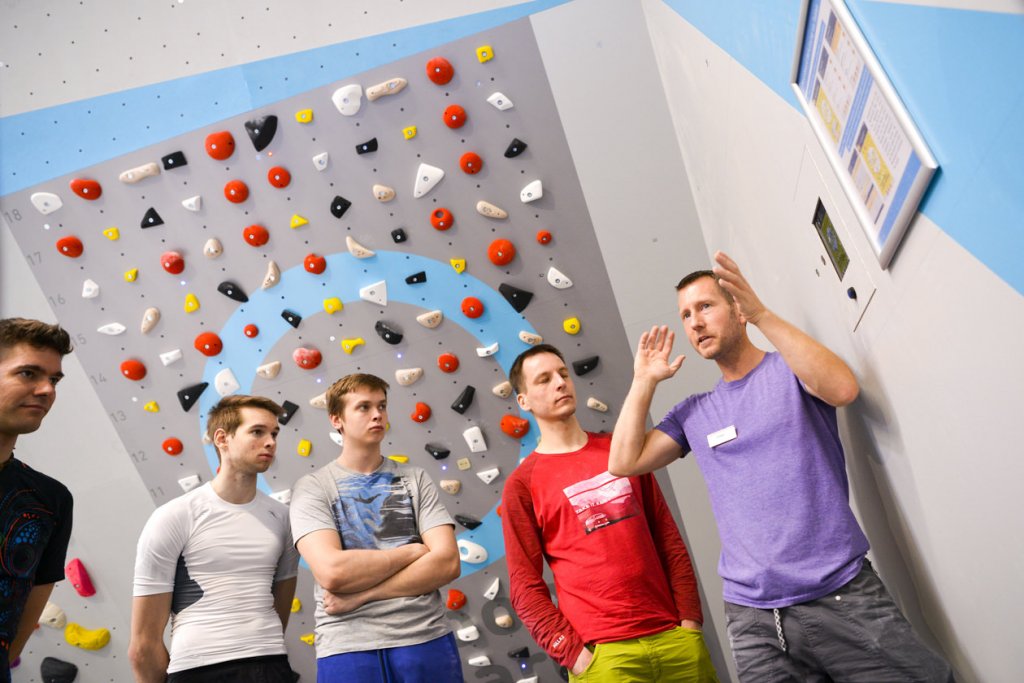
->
[569,626,719,683]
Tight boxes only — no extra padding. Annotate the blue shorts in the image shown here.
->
[317,632,463,683]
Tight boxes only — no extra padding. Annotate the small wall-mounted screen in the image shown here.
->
[813,198,849,280]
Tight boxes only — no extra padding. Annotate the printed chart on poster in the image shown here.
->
[791,0,937,269]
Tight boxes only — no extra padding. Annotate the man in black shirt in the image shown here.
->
[0,318,73,681]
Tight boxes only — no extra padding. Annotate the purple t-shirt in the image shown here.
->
[656,352,869,608]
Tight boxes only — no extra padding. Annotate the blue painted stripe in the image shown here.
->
[0,0,568,197]
[878,150,921,245]
[839,70,873,157]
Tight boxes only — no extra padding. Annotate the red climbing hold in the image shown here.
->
[120,359,146,381]
[267,166,291,188]
[224,179,249,203]
[459,152,483,174]
[438,353,460,373]
[65,558,96,597]
[430,207,454,231]
[537,230,553,245]
[488,239,516,266]
[69,178,102,200]
[163,438,184,456]
[293,347,322,370]
[161,251,185,275]
[243,224,269,247]
[461,296,484,319]
[411,402,432,423]
[426,56,454,85]
[56,236,83,258]
[501,414,531,439]
[244,324,259,338]
[205,131,235,160]
[193,332,223,357]
[304,253,327,274]
[446,589,467,610]
[443,105,467,129]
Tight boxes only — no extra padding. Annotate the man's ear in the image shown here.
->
[213,428,229,450]
[734,300,747,325]
[329,413,344,433]
[516,392,532,412]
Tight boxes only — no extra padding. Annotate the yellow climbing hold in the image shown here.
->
[300,633,315,646]
[323,297,343,314]
[184,293,200,313]
[297,439,312,457]
[124,268,139,282]
[291,598,302,613]
[64,623,111,650]
[563,316,581,335]
[143,401,160,413]
[402,125,417,140]
[388,454,410,464]
[341,337,365,354]
[290,214,308,229]
[295,108,314,123]
[102,227,120,240]
[450,258,466,274]
[476,45,494,63]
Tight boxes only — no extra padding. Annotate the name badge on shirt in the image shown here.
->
[707,425,737,448]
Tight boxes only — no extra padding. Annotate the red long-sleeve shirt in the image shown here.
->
[502,433,702,668]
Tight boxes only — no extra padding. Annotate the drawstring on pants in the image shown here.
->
[773,608,788,652]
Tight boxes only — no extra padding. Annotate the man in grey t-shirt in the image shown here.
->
[290,373,463,682]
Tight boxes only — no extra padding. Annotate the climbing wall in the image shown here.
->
[1,18,640,681]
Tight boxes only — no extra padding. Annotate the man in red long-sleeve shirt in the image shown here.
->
[502,344,718,682]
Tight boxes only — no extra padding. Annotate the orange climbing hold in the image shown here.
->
[205,130,235,160]
[443,105,467,129]
[224,180,249,203]
[244,324,259,338]
[430,207,454,231]
[426,56,454,85]
[193,332,223,357]
[120,359,146,381]
[304,253,327,274]
[488,239,516,266]
[446,589,467,610]
[162,438,184,456]
[69,178,102,200]
[411,402,432,423]
[243,225,270,247]
[267,166,291,188]
[438,353,460,373]
[56,236,83,258]
[293,347,322,370]
[459,152,483,174]
[537,230,553,245]
[500,414,531,439]
[461,296,484,319]
[161,251,185,275]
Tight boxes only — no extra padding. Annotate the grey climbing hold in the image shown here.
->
[40,656,78,683]
[451,386,475,414]
[244,114,278,151]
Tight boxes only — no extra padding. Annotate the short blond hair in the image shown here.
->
[326,373,389,417]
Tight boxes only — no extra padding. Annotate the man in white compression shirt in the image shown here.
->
[129,395,299,683]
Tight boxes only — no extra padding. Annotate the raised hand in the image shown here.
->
[634,325,685,383]
[712,251,766,325]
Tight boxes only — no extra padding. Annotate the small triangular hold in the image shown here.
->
[30,192,63,215]
[455,513,482,530]
[214,368,240,397]
[366,77,407,101]
[394,368,423,386]
[450,258,466,274]
[476,200,508,219]
[359,280,387,306]
[281,309,302,328]
[413,163,444,198]
[330,195,352,219]
[290,214,308,229]
[509,646,531,659]
[547,266,573,289]
[405,271,426,285]
[329,431,343,446]
[119,162,160,184]
[159,349,183,366]
[572,355,599,376]
[463,425,487,453]
[521,179,543,203]
[39,601,68,629]
[499,283,533,313]
[476,342,499,357]
[519,331,543,346]
[416,310,443,328]
[262,260,281,289]
[279,400,299,425]
[177,382,208,412]
[375,320,403,345]
[346,235,375,258]
[256,361,282,379]
[309,392,328,409]
[312,152,329,171]
[203,238,222,258]
[439,479,461,495]
[487,91,514,111]
[425,443,450,460]
[373,184,395,202]
[162,151,187,170]
[587,397,609,413]
[331,83,363,116]
[492,381,513,398]
[82,279,100,298]
[391,228,407,243]
[182,195,202,212]
[483,577,500,600]
[244,114,278,151]
[355,137,378,155]
[217,281,248,303]
[504,138,527,158]
[140,207,163,228]
[451,385,475,414]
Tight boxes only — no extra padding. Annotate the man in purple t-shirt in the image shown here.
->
[608,252,953,682]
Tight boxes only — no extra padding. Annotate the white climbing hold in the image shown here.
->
[495,613,514,629]
[140,307,161,334]
[518,677,539,683]
[309,392,328,410]
[519,331,543,346]
[256,361,282,380]
[359,280,387,306]
[587,397,609,413]
[456,625,480,642]
[366,77,407,101]
[182,195,202,212]
[214,368,240,397]
[39,601,67,629]
[329,431,343,446]
[372,184,396,202]
[203,238,223,259]
[547,266,573,289]
[476,342,499,357]
[178,474,202,493]
[458,539,488,564]
[483,577,500,601]
[159,349,182,366]
[468,655,492,667]
[346,235,375,258]
[97,323,126,336]
[476,467,500,485]
[463,426,487,453]
[312,152,329,171]
[416,310,443,329]
[394,368,423,386]
[439,479,461,495]
[520,179,543,203]
[118,162,160,184]
[30,192,63,215]
[492,381,513,399]
[81,279,100,298]
[331,83,363,116]
[476,200,508,219]
[269,489,292,506]
[262,260,281,289]
[487,91,514,111]
[412,163,444,199]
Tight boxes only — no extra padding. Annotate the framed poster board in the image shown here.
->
[791,0,937,269]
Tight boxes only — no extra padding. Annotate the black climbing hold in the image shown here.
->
[41,656,79,683]
[217,281,248,303]
[161,151,187,170]
[508,646,530,659]
[405,271,427,285]
[278,400,299,426]
[177,382,208,412]
[425,443,450,460]
[499,283,533,313]
[450,385,475,414]
[504,137,527,158]
[454,514,482,530]
[572,356,599,376]
[281,309,302,328]
[140,207,163,228]
[355,137,378,155]
[391,228,407,243]
[375,321,403,345]
[330,195,352,219]
[244,114,278,151]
